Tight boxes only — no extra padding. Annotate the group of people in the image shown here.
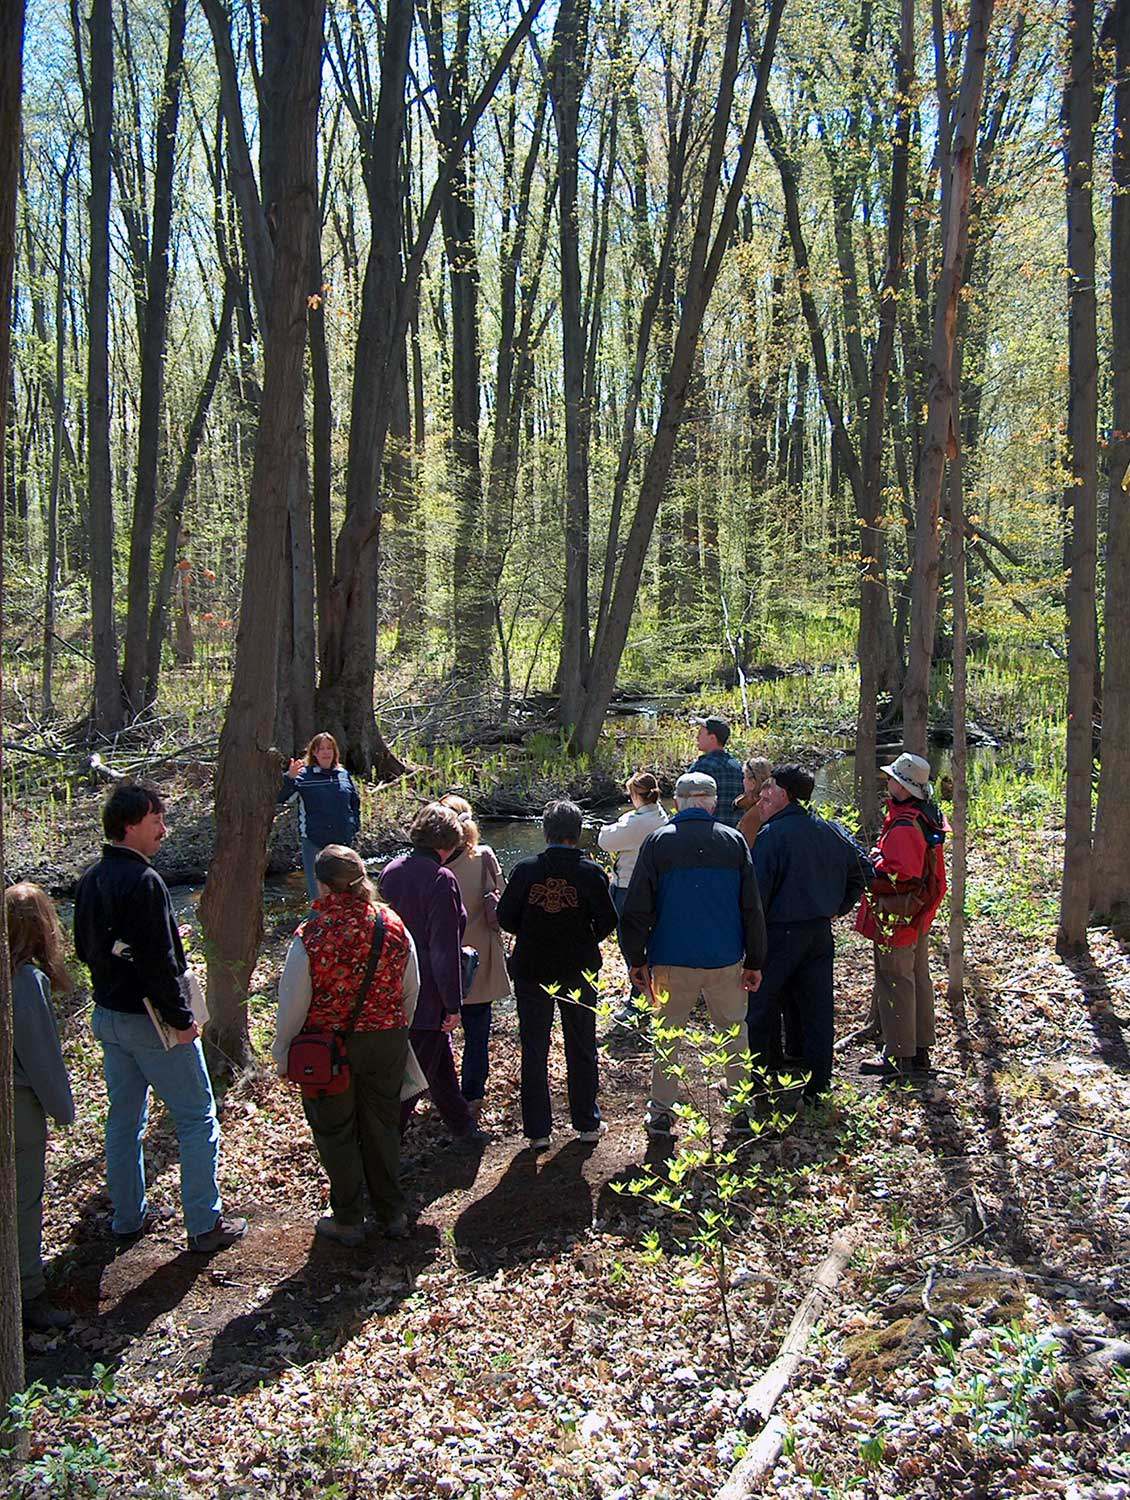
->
[10,717,947,1331]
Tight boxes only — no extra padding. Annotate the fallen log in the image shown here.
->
[716,1229,856,1500]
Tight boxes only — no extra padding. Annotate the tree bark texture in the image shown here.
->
[0,0,27,1417]
[856,0,914,829]
[1057,0,1100,953]
[947,423,969,1007]
[900,0,995,756]
[1092,0,1130,921]
[549,0,592,725]
[42,149,74,720]
[570,0,785,754]
[199,0,324,1069]
[120,0,185,715]
[81,0,124,735]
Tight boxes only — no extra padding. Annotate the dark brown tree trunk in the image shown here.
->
[947,420,969,1005]
[856,0,914,828]
[1057,0,1100,953]
[199,0,323,1070]
[42,148,74,721]
[120,0,184,715]
[549,0,592,724]
[76,0,123,735]
[1092,0,1130,921]
[901,0,995,755]
[0,0,27,1419]
[571,0,785,753]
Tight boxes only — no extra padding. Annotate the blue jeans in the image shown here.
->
[92,1006,223,1238]
[301,837,322,901]
[460,1003,493,1102]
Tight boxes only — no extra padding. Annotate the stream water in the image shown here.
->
[159,741,1000,942]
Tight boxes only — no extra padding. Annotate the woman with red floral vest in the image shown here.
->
[856,753,948,1080]
[273,845,420,1243]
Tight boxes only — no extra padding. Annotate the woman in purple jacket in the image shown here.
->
[379,804,487,1152]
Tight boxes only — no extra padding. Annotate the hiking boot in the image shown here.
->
[912,1047,937,1075]
[449,1127,490,1155]
[851,1021,883,1045]
[383,1212,410,1240]
[576,1122,608,1143]
[188,1214,248,1254]
[644,1110,675,1139]
[22,1295,74,1333]
[859,1055,914,1081]
[729,1110,754,1137]
[315,1215,365,1247]
[112,1205,175,1242]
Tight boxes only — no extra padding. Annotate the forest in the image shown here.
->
[0,0,1127,1493]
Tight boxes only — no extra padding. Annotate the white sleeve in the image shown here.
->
[597,812,636,853]
[401,930,420,1026]
[272,937,313,1068]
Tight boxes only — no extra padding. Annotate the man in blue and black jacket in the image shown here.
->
[748,764,868,1100]
[620,773,766,1137]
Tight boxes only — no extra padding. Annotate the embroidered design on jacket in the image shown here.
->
[528,877,579,913]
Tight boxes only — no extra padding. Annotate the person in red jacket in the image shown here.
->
[856,753,947,1079]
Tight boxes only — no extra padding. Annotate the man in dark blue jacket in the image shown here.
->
[747,764,867,1099]
[620,773,766,1136]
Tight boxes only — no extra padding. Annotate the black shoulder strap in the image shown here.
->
[343,910,386,1036]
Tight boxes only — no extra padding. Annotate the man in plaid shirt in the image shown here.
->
[688,717,744,828]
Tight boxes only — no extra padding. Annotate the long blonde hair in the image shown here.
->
[440,794,479,852]
[6,883,73,994]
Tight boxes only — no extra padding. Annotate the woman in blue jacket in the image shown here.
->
[279,732,362,899]
[8,883,75,1331]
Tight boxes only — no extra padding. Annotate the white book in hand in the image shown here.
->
[142,972,209,1050]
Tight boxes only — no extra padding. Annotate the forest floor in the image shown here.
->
[11,820,1130,1499]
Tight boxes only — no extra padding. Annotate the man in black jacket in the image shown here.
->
[497,800,618,1150]
[75,782,245,1254]
[747,764,868,1099]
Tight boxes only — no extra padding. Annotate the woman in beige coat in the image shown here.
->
[441,795,511,1111]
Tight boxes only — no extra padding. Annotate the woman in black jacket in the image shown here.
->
[497,801,618,1151]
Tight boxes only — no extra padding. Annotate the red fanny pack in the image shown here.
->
[286,911,386,1098]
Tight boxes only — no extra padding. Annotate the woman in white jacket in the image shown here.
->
[598,772,667,1022]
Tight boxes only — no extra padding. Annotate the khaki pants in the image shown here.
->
[649,962,749,1111]
[873,932,935,1059]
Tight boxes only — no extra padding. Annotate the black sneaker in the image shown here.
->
[449,1127,490,1155]
[644,1110,675,1138]
[22,1295,74,1332]
[912,1047,937,1075]
[188,1215,248,1254]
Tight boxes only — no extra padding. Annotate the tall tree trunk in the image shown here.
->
[901,0,995,755]
[42,149,74,720]
[0,0,27,1419]
[120,0,185,715]
[1057,0,1099,953]
[856,0,914,828]
[145,275,236,703]
[570,0,785,753]
[549,0,592,724]
[199,0,323,1070]
[78,0,124,735]
[1092,0,1130,921]
[947,421,969,1006]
